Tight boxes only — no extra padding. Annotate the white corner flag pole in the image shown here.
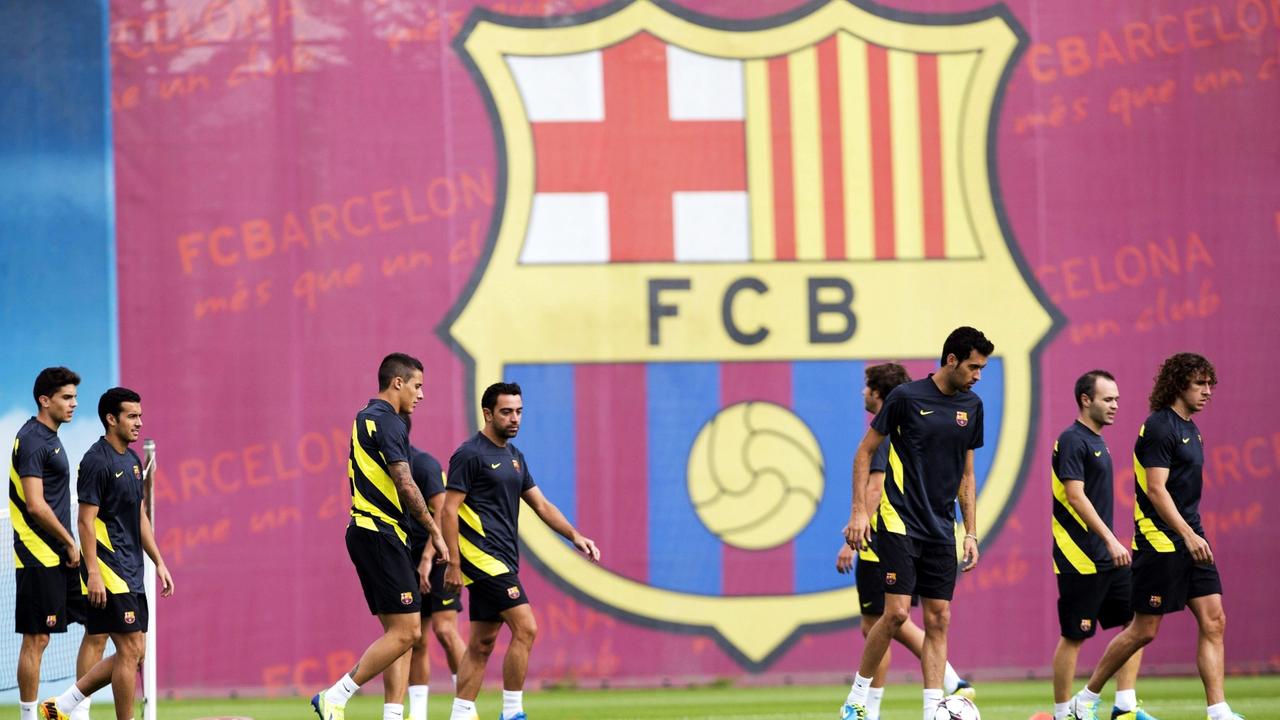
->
[142,438,157,720]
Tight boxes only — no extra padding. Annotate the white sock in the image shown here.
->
[846,673,873,707]
[408,685,429,720]
[1114,689,1137,712]
[943,662,962,694]
[1077,687,1102,705]
[19,701,37,720]
[71,696,92,720]
[867,687,886,720]
[1207,702,1234,720]
[502,690,524,719]
[923,688,944,720]
[1054,701,1071,720]
[56,686,87,714]
[450,698,476,720]
[325,673,360,706]
[384,703,405,720]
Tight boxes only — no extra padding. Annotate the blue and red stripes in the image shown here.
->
[503,358,1003,596]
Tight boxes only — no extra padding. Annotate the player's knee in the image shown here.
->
[433,625,456,646]
[470,633,497,658]
[923,606,950,632]
[403,623,424,647]
[1200,607,1226,639]
[25,634,51,651]
[512,619,537,646]
[882,605,910,627]
[1128,622,1158,646]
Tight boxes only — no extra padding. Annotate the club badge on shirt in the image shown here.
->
[956,411,969,427]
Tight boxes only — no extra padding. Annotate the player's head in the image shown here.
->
[481,382,523,439]
[863,363,911,414]
[938,326,993,392]
[98,387,142,444]
[378,353,425,415]
[33,366,80,426]
[1149,352,1216,414]
[1075,369,1118,427]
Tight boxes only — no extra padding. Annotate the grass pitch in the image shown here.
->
[16,676,1280,720]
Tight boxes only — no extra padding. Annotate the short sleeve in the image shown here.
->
[447,450,476,494]
[1135,417,1175,469]
[76,455,106,507]
[1055,432,1086,482]
[869,441,890,474]
[870,387,904,436]
[375,415,410,465]
[969,401,984,450]
[14,439,47,479]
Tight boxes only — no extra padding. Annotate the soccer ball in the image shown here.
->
[933,695,980,720]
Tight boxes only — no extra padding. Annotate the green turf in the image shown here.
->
[16,676,1279,720]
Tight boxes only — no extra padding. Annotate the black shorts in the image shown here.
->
[86,592,148,635]
[1057,568,1133,639]
[411,545,463,616]
[855,558,919,616]
[1131,548,1222,615]
[467,572,528,623]
[346,525,421,615]
[873,532,958,601]
[15,566,86,634]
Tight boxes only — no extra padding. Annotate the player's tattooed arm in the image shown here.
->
[389,460,435,532]
[390,461,449,564]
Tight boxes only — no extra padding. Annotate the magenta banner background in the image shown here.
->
[106,0,1280,693]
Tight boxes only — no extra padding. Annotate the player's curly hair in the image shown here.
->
[865,362,911,401]
[1148,353,1217,412]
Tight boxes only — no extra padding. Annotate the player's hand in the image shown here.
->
[443,563,464,595]
[843,509,870,550]
[430,529,449,566]
[836,544,855,574]
[87,573,107,609]
[573,534,600,563]
[1183,531,1213,565]
[961,535,979,572]
[417,556,433,594]
[1106,538,1132,567]
[63,542,80,569]
[156,563,175,597]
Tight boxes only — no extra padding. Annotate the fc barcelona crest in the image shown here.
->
[443,0,1057,668]
[956,411,969,427]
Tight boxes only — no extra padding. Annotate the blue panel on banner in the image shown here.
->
[505,364,576,525]
[791,360,863,593]
[647,363,721,595]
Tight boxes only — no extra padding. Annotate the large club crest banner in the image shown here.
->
[6,0,1276,693]
[446,0,1043,666]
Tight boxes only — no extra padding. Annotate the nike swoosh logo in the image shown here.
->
[442,598,455,605]
[919,410,934,416]
[53,448,60,454]
[114,471,124,477]
[490,463,501,469]
[1182,438,1191,443]
[1094,451,1103,457]
[860,602,873,608]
